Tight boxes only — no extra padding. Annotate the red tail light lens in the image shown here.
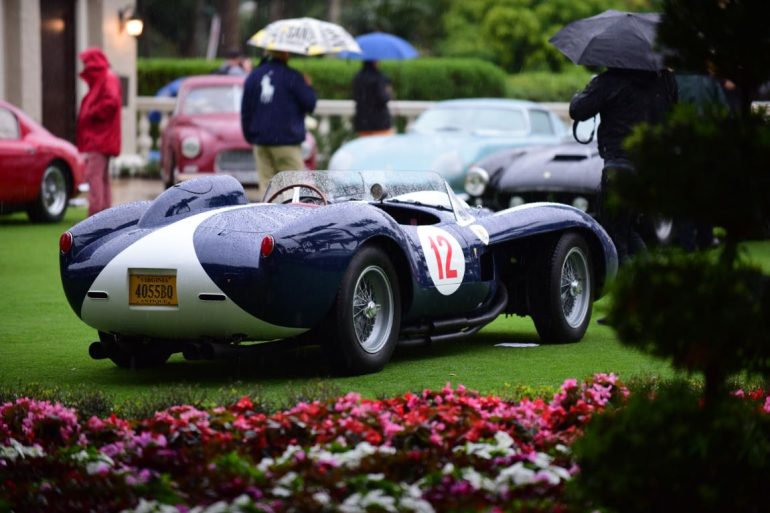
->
[59,231,73,254]
[260,235,275,258]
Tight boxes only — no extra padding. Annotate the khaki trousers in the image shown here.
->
[254,145,305,195]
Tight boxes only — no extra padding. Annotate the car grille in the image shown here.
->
[215,150,255,172]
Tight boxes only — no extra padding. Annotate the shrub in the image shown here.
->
[137,57,508,100]
[570,381,770,513]
[608,250,770,393]
[505,70,592,102]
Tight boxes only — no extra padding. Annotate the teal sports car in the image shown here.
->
[329,98,568,197]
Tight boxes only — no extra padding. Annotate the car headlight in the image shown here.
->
[509,196,525,208]
[572,196,589,212]
[464,166,489,197]
[181,136,201,159]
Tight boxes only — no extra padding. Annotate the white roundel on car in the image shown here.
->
[417,226,465,295]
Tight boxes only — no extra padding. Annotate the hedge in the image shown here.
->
[139,57,516,100]
[505,70,593,102]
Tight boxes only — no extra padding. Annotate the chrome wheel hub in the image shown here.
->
[352,265,394,354]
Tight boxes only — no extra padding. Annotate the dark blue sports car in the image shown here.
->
[59,170,617,374]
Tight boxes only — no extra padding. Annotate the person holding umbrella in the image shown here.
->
[243,17,361,192]
[240,50,317,192]
[340,32,418,137]
[552,10,678,263]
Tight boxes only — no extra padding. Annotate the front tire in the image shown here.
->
[27,163,69,222]
[328,246,401,375]
[531,232,593,343]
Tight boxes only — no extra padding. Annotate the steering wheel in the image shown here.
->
[265,184,328,206]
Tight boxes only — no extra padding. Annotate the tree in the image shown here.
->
[572,1,770,510]
[436,0,659,72]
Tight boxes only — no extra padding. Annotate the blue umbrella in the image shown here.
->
[339,32,418,60]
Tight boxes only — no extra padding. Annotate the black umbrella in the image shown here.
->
[550,9,664,71]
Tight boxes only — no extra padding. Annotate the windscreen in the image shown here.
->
[180,85,243,115]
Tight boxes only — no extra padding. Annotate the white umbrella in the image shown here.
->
[248,17,362,56]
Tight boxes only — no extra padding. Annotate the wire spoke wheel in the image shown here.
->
[560,247,590,328]
[42,165,67,215]
[531,232,594,343]
[329,246,401,374]
[352,265,394,353]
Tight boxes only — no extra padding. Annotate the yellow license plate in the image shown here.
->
[129,273,178,306]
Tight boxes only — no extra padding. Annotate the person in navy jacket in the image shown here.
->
[241,51,317,194]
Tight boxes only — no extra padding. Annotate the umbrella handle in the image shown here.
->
[573,117,595,145]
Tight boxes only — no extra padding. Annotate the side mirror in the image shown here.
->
[370,183,389,202]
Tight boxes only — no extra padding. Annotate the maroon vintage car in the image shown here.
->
[0,100,85,222]
[159,75,317,189]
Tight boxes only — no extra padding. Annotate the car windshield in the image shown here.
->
[179,85,243,115]
[412,106,528,135]
[264,170,474,223]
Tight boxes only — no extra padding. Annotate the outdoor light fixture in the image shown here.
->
[119,6,144,37]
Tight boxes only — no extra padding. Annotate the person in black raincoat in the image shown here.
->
[352,60,394,137]
[570,68,678,263]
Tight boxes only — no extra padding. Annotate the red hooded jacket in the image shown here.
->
[76,48,122,156]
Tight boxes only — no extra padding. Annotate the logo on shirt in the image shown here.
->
[260,74,275,103]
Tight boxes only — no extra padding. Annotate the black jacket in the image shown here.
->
[352,62,392,132]
[570,69,677,160]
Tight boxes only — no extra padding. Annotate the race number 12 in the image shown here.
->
[417,226,465,295]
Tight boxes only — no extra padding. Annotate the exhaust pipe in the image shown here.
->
[182,342,215,360]
[88,341,109,360]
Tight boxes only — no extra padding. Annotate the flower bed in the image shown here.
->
[1,375,767,513]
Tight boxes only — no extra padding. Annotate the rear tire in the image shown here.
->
[27,163,69,222]
[328,246,401,375]
[530,232,593,343]
[99,332,171,369]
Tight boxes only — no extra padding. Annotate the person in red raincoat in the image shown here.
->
[76,48,122,216]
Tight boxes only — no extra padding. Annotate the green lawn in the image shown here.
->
[2,206,767,405]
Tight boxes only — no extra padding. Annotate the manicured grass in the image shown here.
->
[2,206,767,404]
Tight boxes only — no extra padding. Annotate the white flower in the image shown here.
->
[0,439,45,462]
[313,491,331,505]
[461,468,483,490]
[498,462,536,485]
[120,499,179,513]
[271,486,292,498]
[493,431,514,449]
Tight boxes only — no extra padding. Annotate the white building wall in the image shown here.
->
[2,0,43,121]
[0,2,5,101]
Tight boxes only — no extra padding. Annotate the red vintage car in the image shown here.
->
[0,100,85,222]
[159,75,317,189]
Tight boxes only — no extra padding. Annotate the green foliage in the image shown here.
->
[339,0,450,52]
[659,0,770,115]
[437,0,659,72]
[0,383,114,420]
[0,381,343,420]
[137,57,508,100]
[621,106,770,245]
[608,251,770,384]
[570,381,770,513]
[505,70,592,101]
[137,58,222,95]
